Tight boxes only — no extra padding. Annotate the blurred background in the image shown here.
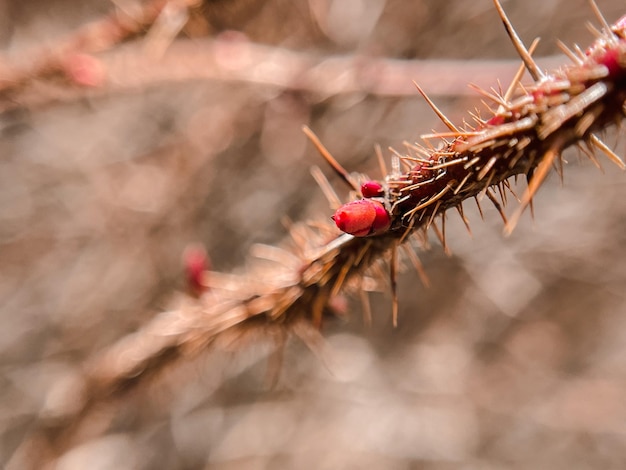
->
[2,0,626,468]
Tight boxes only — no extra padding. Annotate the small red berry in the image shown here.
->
[332,199,391,237]
[360,180,384,198]
[183,244,210,297]
[63,53,105,87]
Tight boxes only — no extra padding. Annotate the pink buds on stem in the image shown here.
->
[332,199,391,237]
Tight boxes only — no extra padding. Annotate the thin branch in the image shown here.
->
[1,36,566,113]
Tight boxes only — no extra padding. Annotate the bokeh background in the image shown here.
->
[2,0,626,468]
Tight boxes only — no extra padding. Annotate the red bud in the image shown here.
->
[183,244,210,297]
[333,199,391,237]
[360,180,384,198]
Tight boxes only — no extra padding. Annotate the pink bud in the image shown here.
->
[63,53,105,87]
[332,199,391,237]
[360,180,384,198]
[183,244,210,297]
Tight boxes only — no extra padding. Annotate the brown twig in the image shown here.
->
[0,0,198,93]
[0,34,566,114]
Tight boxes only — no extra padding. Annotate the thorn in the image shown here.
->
[303,125,360,192]
[456,203,472,237]
[505,146,560,235]
[556,152,565,186]
[464,156,481,170]
[577,141,604,171]
[503,38,541,103]
[492,0,544,82]
[421,137,436,151]
[486,188,508,225]
[477,156,498,180]
[398,216,417,245]
[402,244,431,288]
[390,244,399,327]
[454,173,472,195]
[479,99,498,116]
[590,134,626,169]
[525,171,535,220]
[491,85,506,102]
[390,153,402,178]
[375,144,388,179]
[354,238,372,266]
[441,214,451,256]
[588,0,618,41]
[428,156,470,171]
[400,179,435,195]
[369,262,388,289]
[495,79,504,97]
[575,108,603,138]
[426,201,443,230]
[250,243,302,269]
[503,178,521,203]
[403,141,433,161]
[331,256,355,298]
[497,182,507,207]
[359,289,372,327]
[389,146,408,161]
[573,43,588,61]
[310,165,342,209]
[265,330,286,389]
[421,131,479,141]
[586,22,604,39]
[404,184,452,220]
[469,83,509,108]
[311,291,327,329]
[469,109,485,126]
[291,319,334,371]
[475,196,485,220]
[413,81,460,133]
[557,39,584,65]
[430,220,450,256]
[399,155,413,172]
[480,170,497,202]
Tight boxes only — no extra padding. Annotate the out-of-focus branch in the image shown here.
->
[103,38,565,97]
[0,0,198,93]
[0,0,563,112]
[1,32,565,112]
